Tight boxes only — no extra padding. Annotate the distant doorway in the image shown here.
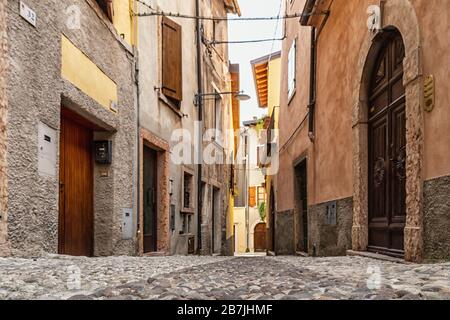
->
[254,222,267,252]
[269,185,275,252]
[295,160,308,253]
[143,145,158,253]
[212,187,221,254]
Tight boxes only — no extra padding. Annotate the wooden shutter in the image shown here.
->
[249,186,256,208]
[95,0,114,22]
[162,17,183,102]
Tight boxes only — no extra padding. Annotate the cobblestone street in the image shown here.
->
[1,255,450,300]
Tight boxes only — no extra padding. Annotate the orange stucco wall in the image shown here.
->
[277,0,450,211]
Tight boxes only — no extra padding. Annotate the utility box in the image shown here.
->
[38,122,57,177]
[94,140,112,164]
[122,208,133,240]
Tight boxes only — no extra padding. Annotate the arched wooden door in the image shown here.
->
[254,223,267,252]
[368,30,406,257]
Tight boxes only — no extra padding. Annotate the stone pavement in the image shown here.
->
[0,255,449,300]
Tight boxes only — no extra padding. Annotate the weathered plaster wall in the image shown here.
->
[0,0,9,256]
[275,210,295,255]
[279,0,450,205]
[307,198,353,257]
[6,0,136,256]
[277,0,450,260]
[233,207,262,253]
[137,0,199,255]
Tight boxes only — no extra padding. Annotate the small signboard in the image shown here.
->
[19,2,37,27]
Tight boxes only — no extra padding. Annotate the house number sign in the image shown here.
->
[19,1,37,27]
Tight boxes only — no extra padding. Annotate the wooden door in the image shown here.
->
[143,145,157,253]
[254,223,267,252]
[295,161,308,253]
[59,113,94,256]
[368,31,406,257]
[269,186,275,252]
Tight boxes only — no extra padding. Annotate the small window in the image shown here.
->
[287,38,297,101]
[257,186,266,205]
[183,171,194,210]
[95,0,114,22]
[214,94,223,145]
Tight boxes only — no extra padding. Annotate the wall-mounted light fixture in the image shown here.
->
[194,91,251,106]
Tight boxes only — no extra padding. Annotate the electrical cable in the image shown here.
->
[134,0,323,22]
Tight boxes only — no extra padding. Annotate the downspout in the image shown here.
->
[303,0,331,142]
[133,0,141,254]
[195,0,203,254]
[308,27,316,141]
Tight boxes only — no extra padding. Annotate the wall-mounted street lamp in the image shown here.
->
[194,91,251,105]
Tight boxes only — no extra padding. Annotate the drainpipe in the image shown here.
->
[308,27,316,141]
[301,0,332,142]
[133,5,141,253]
[195,0,203,254]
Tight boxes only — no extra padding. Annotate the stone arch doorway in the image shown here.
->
[352,0,424,262]
[367,30,406,257]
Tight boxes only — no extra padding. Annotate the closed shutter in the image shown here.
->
[95,0,114,22]
[162,17,183,102]
[249,186,256,208]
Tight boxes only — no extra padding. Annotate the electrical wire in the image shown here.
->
[135,11,315,21]
[209,37,286,45]
[134,0,323,22]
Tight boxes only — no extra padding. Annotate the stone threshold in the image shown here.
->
[347,250,409,264]
[296,251,308,257]
[143,251,167,257]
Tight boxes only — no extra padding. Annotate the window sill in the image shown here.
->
[158,92,184,118]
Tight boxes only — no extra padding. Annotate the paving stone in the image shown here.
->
[0,255,450,300]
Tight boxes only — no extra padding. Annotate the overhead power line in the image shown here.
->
[134,0,324,22]
[134,11,316,21]
[209,37,286,45]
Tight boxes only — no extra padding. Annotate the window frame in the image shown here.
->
[287,38,297,103]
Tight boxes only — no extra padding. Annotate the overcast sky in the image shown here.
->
[228,0,283,125]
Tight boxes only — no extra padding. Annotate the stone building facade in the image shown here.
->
[135,0,239,256]
[0,0,9,256]
[199,0,240,256]
[276,0,450,262]
[1,0,137,257]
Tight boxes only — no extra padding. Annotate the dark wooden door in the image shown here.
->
[59,113,94,256]
[295,161,308,253]
[143,145,157,253]
[269,186,275,252]
[368,31,406,257]
[254,223,267,252]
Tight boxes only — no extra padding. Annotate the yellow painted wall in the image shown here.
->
[113,0,136,46]
[233,207,262,253]
[265,56,281,222]
[61,35,118,110]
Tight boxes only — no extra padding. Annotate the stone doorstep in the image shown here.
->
[296,251,308,257]
[143,251,167,257]
[267,251,276,256]
[347,250,409,264]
